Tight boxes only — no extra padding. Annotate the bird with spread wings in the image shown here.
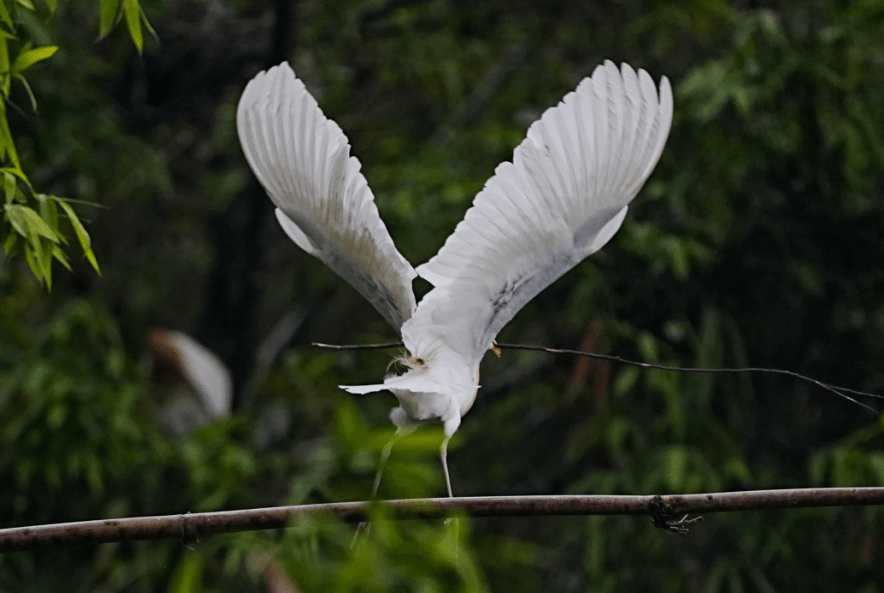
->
[237,60,673,497]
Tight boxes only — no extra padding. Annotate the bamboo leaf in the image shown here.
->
[5,203,60,242]
[12,45,58,74]
[24,242,44,283]
[52,243,71,271]
[2,227,18,255]
[98,0,120,40]
[0,103,21,170]
[1,166,33,187]
[38,194,62,243]
[3,170,16,203]
[0,2,11,30]
[4,203,28,236]
[139,2,157,41]
[36,236,53,288]
[123,0,143,52]
[0,38,9,95]
[13,208,49,287]
[56,198,101,273]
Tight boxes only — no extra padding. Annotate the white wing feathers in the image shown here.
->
[237,63,417,329]
[167,331,233,418]
[407,61,673,365]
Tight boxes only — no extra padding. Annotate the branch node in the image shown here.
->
[179,512,199,548]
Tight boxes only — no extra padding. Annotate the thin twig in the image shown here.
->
[3,488,883,553]
[312,341,883,411]
[496,343,883,411]
[313,341,404,351]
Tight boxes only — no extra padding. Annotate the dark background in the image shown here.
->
[1,1,883,591]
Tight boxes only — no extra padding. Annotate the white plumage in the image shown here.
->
[237,66,416,329]
[237,61,673,496]
[148,329,233,424]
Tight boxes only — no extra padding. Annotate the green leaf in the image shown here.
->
[14,213,52,287]
[98,0,120,40]
[38,194,62,243]
[36,236,53,287]
[23,240,44,284]
[14,0,36,10]
[3,170,17,202]
[55,198,101,273]
[0,2,11,30]
[139,3,157,41]
[0,102,21,170]
[123,0,143,52]
[3,227,18,254]
[0,39,8,89]
[52,243,71,271]
[0,165,32,187]
[11,45,58,74]
[4,204,28,237]
[5,204,59,242]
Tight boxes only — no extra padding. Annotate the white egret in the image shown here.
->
[148,329,233,434]
[237,61,672,497]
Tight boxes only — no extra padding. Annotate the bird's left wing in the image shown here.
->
[405,61,672,365]
[237,63,417,330]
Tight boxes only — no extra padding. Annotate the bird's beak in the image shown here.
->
[491,340,501,358]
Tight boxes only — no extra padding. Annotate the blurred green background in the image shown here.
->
[1,0,884,591]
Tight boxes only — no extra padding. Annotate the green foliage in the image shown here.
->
[3,192,99,289]
[98,0,156,51]
[2,0,884,591]
[0,0,152,288]
[0,298,147,504]
[273,509,487,593]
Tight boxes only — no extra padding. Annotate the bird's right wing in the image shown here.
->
[405,61,672,365]
[237,63,417,330]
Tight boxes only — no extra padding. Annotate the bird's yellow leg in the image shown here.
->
[440,434,460,562]
[372,425,413,496]
[441,435,454,498]
[352,425,414,547]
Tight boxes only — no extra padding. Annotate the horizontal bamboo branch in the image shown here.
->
[2,488,882,553]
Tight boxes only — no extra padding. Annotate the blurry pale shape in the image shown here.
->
[149,329,233,419]
[237,61,673,495]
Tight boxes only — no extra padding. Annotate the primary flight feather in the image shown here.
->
[237,60,673,496]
